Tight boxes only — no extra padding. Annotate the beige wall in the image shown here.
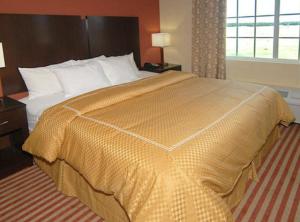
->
[160,0,300,89]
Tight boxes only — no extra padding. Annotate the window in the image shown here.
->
[226,0,300,60]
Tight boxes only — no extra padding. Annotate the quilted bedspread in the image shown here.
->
[23,71,294,221]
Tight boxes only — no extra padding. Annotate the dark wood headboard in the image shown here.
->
[88,16,140,68]
[0,14,141,96]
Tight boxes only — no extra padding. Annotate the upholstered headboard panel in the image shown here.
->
[0,14,141,96]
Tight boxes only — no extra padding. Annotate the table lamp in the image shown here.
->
[152,33,170,66]
[0,42,5,99]
[0,43,5,69]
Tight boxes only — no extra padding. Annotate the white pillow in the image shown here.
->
[52,61,111,97]
[99,56,139,85]
[19,60,75,100]
[106,53,139,75]
[48,60,76,69]
[75,55,106,65]
[128,53,139,74]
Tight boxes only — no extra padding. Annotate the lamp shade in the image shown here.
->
[0,43,5,68]
[152,33,170,47]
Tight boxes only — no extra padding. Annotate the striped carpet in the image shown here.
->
[233,123,300,222]
[0,124,299,222]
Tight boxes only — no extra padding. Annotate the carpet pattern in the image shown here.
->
[0,166,103,222]
[233,124,300,222]
[0,124,299,222]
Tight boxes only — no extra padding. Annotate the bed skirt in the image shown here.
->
[34,125,280,222]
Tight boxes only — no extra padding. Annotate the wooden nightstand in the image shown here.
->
[142,63,182,73]
[0,97,32,179]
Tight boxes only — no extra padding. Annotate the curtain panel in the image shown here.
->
[192,0,226,79]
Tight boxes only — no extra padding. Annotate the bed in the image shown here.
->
[23,71,294,221]
[1,14,295,222]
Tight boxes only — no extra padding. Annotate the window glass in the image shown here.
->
[227,0,237,17]
[226,0,300,60]
[256,38,273,58]
[280,0,300,14]
[278,38,299,60]
[227,18,237,37]
[226,38,237,56]
[238,17,255,37]
[256,16,274,37]
[238,38,254,57]
[238,0,255,16]
[257,0,275,16]
[279,15,300,38]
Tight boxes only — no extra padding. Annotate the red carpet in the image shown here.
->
[0,124,299,222]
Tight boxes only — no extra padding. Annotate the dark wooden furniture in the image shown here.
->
[0,14,140,96]
[142,63,182,73]
[0,97,31,179]
[0,14,89,95]
[88,16,141,68]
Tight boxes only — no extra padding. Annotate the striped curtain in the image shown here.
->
[192,0,227,79]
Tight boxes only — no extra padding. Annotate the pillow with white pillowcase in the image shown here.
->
[106,53,139,75]
[75,55,106,65]
[128,53,139,74]
[47,60,76,69]
[19,60,75,100]
[52,61,111,97]
[99,54,139,85]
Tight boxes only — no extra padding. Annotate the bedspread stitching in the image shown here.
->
[171,86,267,149]
[80,115,171,151]
[62,86,266,152]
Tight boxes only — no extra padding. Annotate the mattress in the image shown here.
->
[20,71,156,131]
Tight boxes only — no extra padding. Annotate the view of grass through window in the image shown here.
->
[226,0,300,60]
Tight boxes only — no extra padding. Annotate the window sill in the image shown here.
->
[226,57,300,65]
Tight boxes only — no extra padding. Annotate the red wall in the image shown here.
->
[0,0,161,65]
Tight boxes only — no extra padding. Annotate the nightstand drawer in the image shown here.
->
[0,108,27,136]
[0,97,31,179]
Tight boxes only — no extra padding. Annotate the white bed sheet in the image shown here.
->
[20,71,157,131]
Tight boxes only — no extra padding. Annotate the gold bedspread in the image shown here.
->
[23,71,294,222]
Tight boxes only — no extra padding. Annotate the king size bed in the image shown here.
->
[24,71,293,222]
[0,14,294,222]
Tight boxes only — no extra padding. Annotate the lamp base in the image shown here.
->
[160,48,167,67]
